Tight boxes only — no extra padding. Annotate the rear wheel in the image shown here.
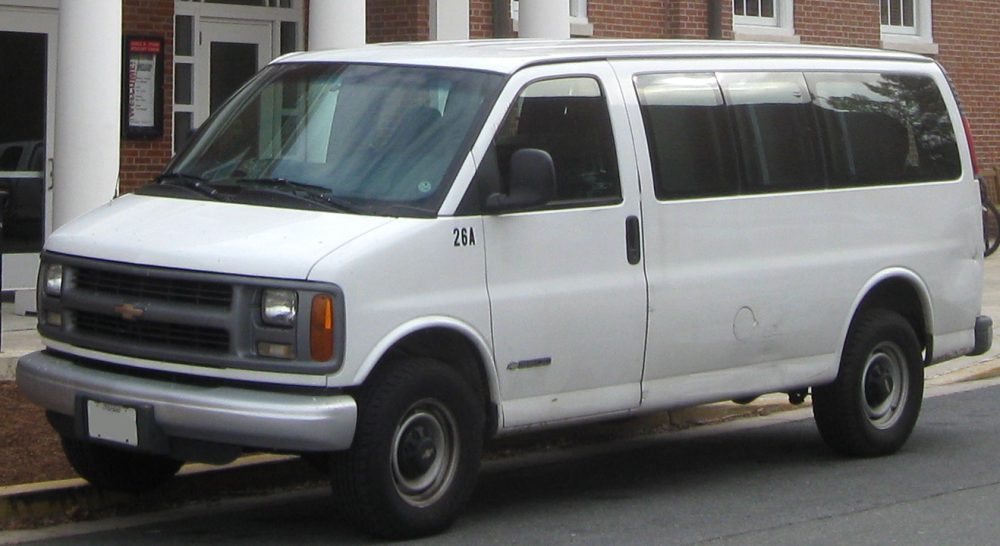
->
[812,309,924,457]
[61,436,183,493]
[983,200,1000,257]
[331,358,483,539]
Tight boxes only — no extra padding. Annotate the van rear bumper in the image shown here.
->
[16,350,357,458]
[971,315,993,356]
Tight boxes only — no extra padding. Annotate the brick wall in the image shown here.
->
[120,0,175,195]
[794,0,879,47]
[934,0,1000,170]
[368,0,429,43]
[470,0,496,39]
[589,0,667,38]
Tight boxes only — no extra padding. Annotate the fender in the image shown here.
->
[352,316,502,419]
[835,267,934,368]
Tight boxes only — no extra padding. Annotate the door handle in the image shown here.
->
[625,215,641,265]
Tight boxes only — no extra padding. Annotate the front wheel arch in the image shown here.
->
[359,322,501,436]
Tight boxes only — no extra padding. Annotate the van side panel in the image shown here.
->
[612,58,982,407]
[308,217,496,393]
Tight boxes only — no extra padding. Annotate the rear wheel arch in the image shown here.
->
[844,272,932,362]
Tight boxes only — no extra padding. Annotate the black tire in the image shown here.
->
[61,436,183,493]
[983,200,1000,257]
[331,358,484,539]
[812,309,924,457]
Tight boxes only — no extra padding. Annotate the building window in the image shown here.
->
[734,0,776,22]
[880,0,936,54]
[732,0,796,41]
[569,0,587,25]
[881,0,915,32]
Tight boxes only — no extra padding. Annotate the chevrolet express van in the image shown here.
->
[17,40,992,538]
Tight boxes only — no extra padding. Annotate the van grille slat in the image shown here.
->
[75,268,232,307]
[75,311,230,353]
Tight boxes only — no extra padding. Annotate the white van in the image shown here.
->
[17,40,992,538]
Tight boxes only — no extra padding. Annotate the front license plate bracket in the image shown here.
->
[73,395,169,453]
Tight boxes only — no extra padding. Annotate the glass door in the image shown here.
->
[194,19,271,127]
[0,6,57,299]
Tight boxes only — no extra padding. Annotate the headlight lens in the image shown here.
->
[262,288,297,327]
[43,264,63,296]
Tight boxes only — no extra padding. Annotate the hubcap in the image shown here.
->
[390,399,459,507]
[861,341,909,429]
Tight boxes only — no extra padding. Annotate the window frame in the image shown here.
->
[732,0,797,42]
[510,0,594,37]
[880,0,937,54]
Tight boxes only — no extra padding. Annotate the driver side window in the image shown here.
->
[475,76,622,211]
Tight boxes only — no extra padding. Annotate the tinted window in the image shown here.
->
[493,77,621,207]
[719,72,824,193]
[808,72,961,187]
[635,73,739,199]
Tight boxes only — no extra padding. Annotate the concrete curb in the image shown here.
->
[0,454,323,531]
[3,353,999,532]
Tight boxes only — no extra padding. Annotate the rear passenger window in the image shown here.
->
[718,72,824,193]
[493,77,621,207]
[635,73,739,199]
[808,72,961,186]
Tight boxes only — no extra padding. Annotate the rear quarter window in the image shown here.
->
[807,72,962,187]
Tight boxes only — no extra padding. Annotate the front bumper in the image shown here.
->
[16,350,357,458]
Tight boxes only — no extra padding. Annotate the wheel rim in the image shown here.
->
[861,341,909,430]
[390,398,460,507]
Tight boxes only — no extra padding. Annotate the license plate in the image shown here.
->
[87,400,139,446]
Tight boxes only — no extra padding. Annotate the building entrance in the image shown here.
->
[197,19,271,123]
[0,5,57,308]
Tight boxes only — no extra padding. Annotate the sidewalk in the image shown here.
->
[0,302,43,381]
[3,259,1000,530]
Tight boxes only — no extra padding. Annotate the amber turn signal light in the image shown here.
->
[311,294,335,361]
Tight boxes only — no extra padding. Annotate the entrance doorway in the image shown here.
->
[195,19,271,125]
[173,2,302,152]
[0,5,57,308]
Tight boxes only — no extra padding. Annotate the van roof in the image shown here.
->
[275,39,932,74]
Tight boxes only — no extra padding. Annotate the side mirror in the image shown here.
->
[484,148,555,213]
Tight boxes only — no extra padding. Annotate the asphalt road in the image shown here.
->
[10,381,1000,546]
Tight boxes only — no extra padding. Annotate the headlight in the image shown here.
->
[43,264,63,296]
[262,288,297,327]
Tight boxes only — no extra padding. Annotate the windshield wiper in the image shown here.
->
[153,172,222,200]
[235,177,357,213]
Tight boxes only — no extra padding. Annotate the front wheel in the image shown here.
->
[330,358,484,539]
[812,309,924,457]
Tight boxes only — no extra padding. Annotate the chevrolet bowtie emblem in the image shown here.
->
[114,303,145,321]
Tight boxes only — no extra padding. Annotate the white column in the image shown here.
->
[518,0,569,39]
[430,0,470,40]
[52,0,122,228]
[309,0,366,50]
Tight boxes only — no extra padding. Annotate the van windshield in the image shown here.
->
[154,62,503,217]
